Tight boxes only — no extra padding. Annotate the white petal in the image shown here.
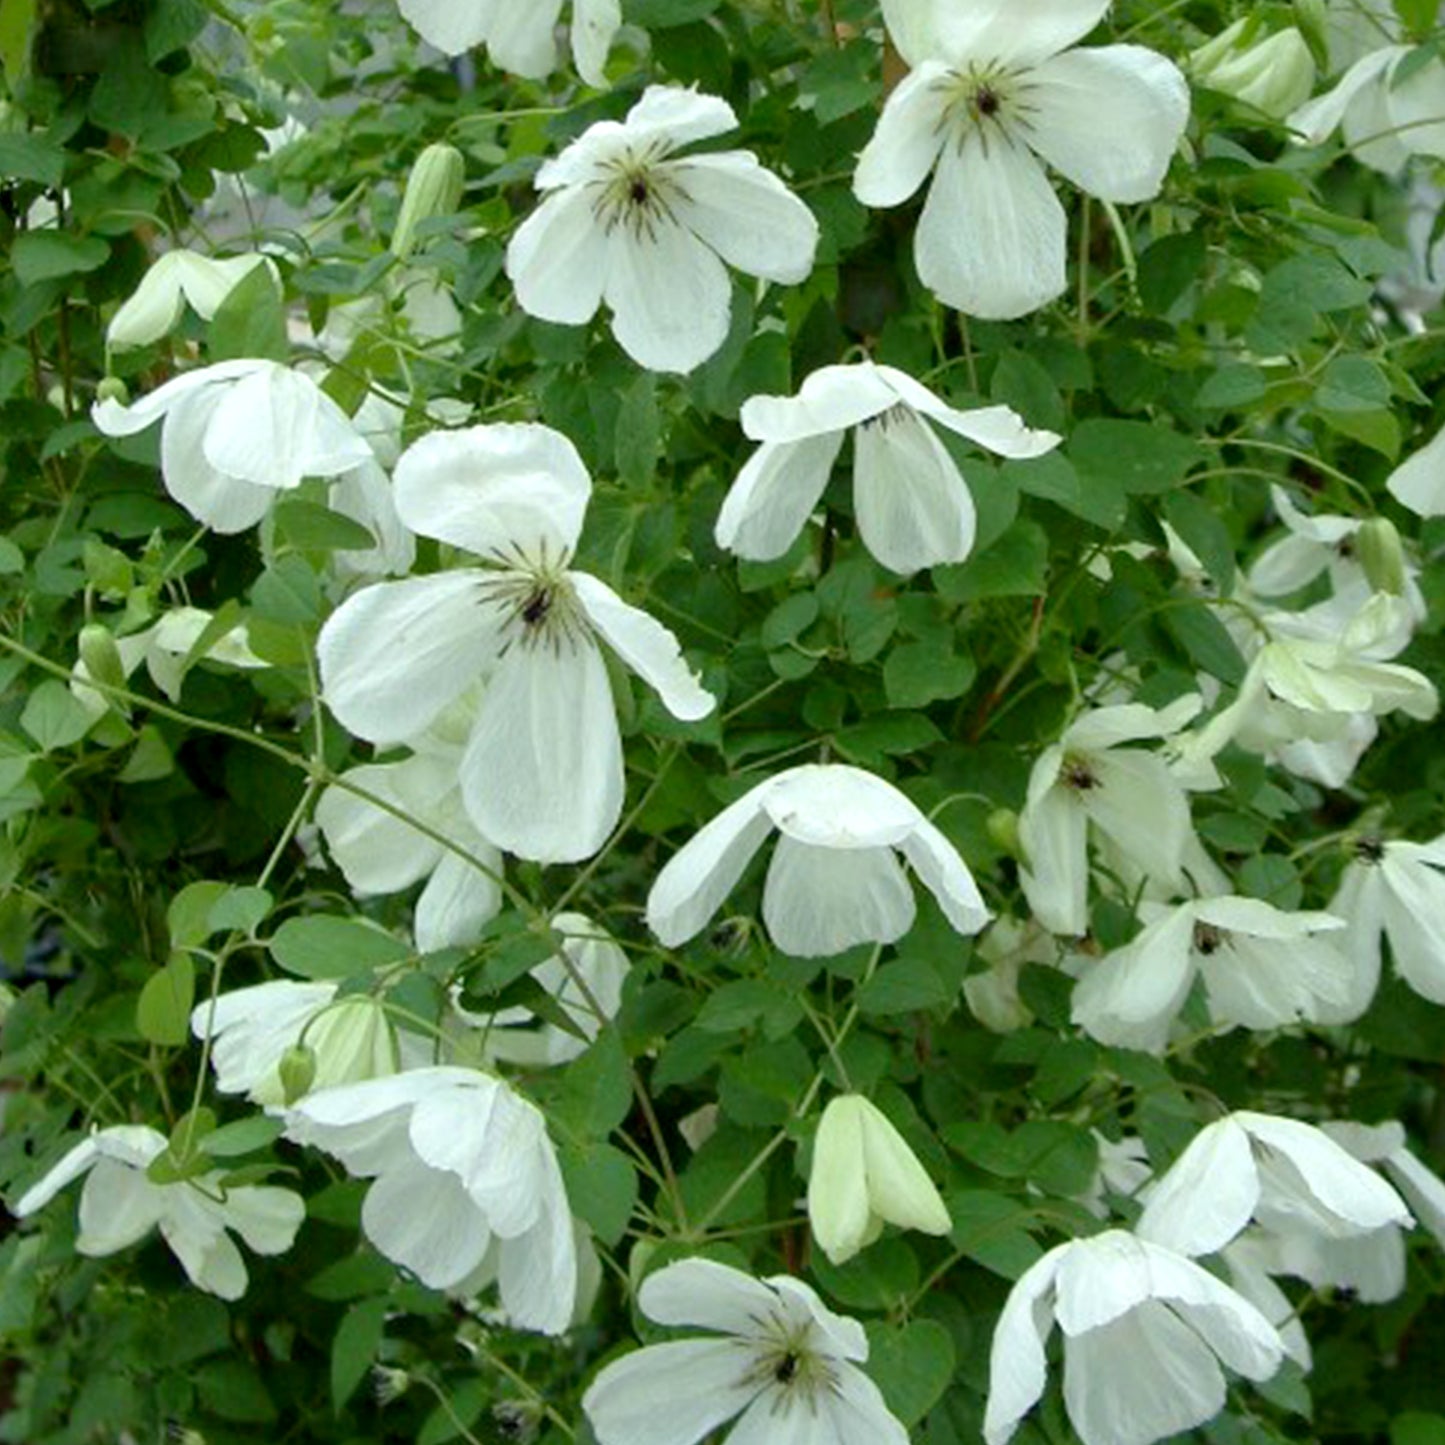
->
[415,847,504,951]
[1026,45,1189,203]
[809,1097,873,1264]
[1072,904,1198,1053]
[1065,695,1202,751]
[645,786,775,947]
[393,422,592,559]
[1382,850,1445,1002]
[216,1184,306,1255]
[603,219,732,374]
[397,0,493,53]
[571,0,620,87]
[583,1339,761,1445]
[639,1257,784,1334]
[740,363,899,443]
[916,133,1067,319]
[1019,785,1089,936]
[1138,1117,1259,1257]
[1287,47,1401,145]
[497,1145,577,1333]
[816,1367,912,1445]
[1380,55,1445,162]
[1386,1150,1445,1250]
[318,572,505,744]
[762,837,916,956]
[363,1156,492,1289]
[853,406,976,574]
[669,152,818,283]
[1200,932,1353,1031]
[326,457,416,579]
[937,0,1112,68]
[853,63,952,208]
[571,572,715,720]
[461,639,623,864]
[889,380,1060,459]
[859,1100,951,1235]
[106,252,189,350]
[159,1193,247,1299]
[316,757,450,894]
[761,763,922,848]
[983,1244,1065,1445]
[1387,422,1445,517]
[75,1158,167,1254]
[506,186,610,326]
[1249,535,1333,597]
[90,359,266,437]
[160,385,277,533]
[16,1136,105,1216]
[483,0,564,78]
[715,435,844,561]
[1085,751,1191,890]
[898,818,990,935]
[624,85,739,149]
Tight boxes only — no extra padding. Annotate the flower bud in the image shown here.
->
[986,807,1022,859]
[806,1094,951,1265]
[372,1366,411,1406]
[278,1043,317,1104]
[96,376,129,405]
[78,623,130,713]
[1357,517,1408,598]
[391,143,466,260]
[1191,22,1316,119]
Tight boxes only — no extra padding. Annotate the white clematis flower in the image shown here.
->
[807,1093,952,1264]
[1219,1232,1314,1371]
[1137,1110,1413,1260]
[1019,695,1203,937]
[716,362,1060,575]
[15,1125,304,1300]
[284,1065,575,1332]
[397,0,620,89]
[317,423,715,864]
[107,250,276,352]
[983,1229,1284,1445]
[583,1257,909,1445]
[506,86,819,374]
[855,0,1190,318]
[93,359,374,534]
[1071,895,1351,1053]
[646,762,989,957]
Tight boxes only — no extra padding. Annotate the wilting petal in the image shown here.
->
[715,434,844,560]
[507,186,611,325]
[762,837,915,956]
[853,62,954,207]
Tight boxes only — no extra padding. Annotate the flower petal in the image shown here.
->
[639,1257,784,1333]
[397,0,494,53]
[1287,46,1401,145]
[853,62,953,208]
[740,363,900,443]
[1378,848,1445,1002]
[1137,1117,1258,1257]
[416,847,504,952]
[1071,903,1197,1053]
[316,757,450,894]
[809,1097,873,1265]
[715,434,844,561]
[983,1244,1066,1445]
[571,0,621,87]
[75,1157,167,1254]
[506,186,610,326]
[1019,785,1089,936]
[218,1184,306,1256]
[90,359,267,438]
[482,0,564,77]
[160,385,277,533]
[942,0,1112,68]
[363,1155,492,1289]
[762,837,916,956]
[762,763,922,848]
[583,1339,761,1445]
[625,85,739,148]
[898,818,990,935]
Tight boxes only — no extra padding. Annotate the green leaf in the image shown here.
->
[865,1320,956,1428]
[201,1115,283,1158]
[934,520,1048,602]
[1163,602,1247,685]
[858,957,953,1015]
[1195,363,1267,410]
[1315,356,1392,414]
[208,885,273,936]
[20,680,94,751]
[761,592,820,650]
[331,1297,388,1413]
[1392,1413,1445,1445]
[947,1188,1045,1278]
[1163,490,1235,592]
[168,880,232,948]
[559,1141,638,1245]
[144,0,208,60]
[1070,419,1203,495]
[624,0,721,26]
[832,713,943,766]
[137,952,196,1047]
[990,349,1065,431]
[268,916,410,979]
[194,1360,277,1423]
[0,0,37,87]
[554,1029,632,1137]
[208,261,289,363]
[1316,407,1401,459]
[272,500,377,553]
[883,641,976,708]
[614,372,661,488]
[0,131,64,187]
[1007,452,1124,530]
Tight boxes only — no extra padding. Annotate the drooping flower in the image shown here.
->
[983,1229,1284,1445]
[106,250,276,352]
[318,423,715,864]
[397,0,621,89]
[854,0,1190,318]
[283,1065,575,1332]
[1018,695,1204,937]
[1071,895,1351,1052]
[583,1257,909,1445]
[646,762,988,957]
[807,1093,951,1264]
[1137,1110,1413,1260]
[1219,1232,1314,1371]
[93,359,374,533]
[14,1125,304,1300]
[506,86,819,374]
[716,362,1060,575]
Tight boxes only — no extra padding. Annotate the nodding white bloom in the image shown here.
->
[458,911,629,1067]
[1220,1233,1314,1371]
[583,1257,909,1445]
[1324,1120,1445,1251]
[854,0,1189,319]
[106,250,276,352]
[1320,833,1445,1019]
[1018,695,1203,937]
[807,1094,951,1264]
[15,1125,304,1300]
[1075,1132,1152,1219]
[716,362,1060,575]
[646,762,989,958]
[318,423,715,864]
[190,980,399,1107]
[1388,420,1445,517]
[284,1066,575,1332]
[397,0,620,88]
[1071,895,1351,1053]
[93,359,373,534]
[506,86,819,374]
[1137,1111,1413,1260]
[983,1229,1284,1445]
[316,722,504,953]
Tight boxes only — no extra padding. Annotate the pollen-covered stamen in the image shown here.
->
[739,1312,843,1410]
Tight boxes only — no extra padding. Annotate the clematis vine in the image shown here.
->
[646,762,989,957]
[716,362,1060,575]
[318,422,715,864]
[854,0,1190,318]
[506,85,819,373]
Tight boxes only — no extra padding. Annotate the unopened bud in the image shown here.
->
[96,376,129,405]
[1357,517,1408,597]
[372,1366,411,1406]
[391,143,466,259]
[79,624,129,701]
[1191,22,1316,119]
[278,1042,317,1103]
[986,807,1022,860]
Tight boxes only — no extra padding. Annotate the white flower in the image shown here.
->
[1323,1119,1445,1251]
[459,911,629,1067]
[1219,1232,1313,1371]
[191,980,399,1106]
[1387,419,1445,517]
[646,762,988,957]
[316,724,504,953]
[983,1229,1284,1445]
[1137,1111,1413,1260]
[92,359,373,533]
[807,1094,951,1264]
[1071,895,1351,1053]
[397,0,620,89]
[283,1065,576,1332]
[1190,21,1316,119]
[107,250,276,352]
[1075,1132,1152,1219]
[317,423,715,864]
[854,0,1189,318]
[1018,695,1203,937]
[583,1257,909,1445]
[716,362,1059,575]
[1322,833,1445,1017]
[15,1125,304,1300]
[506,86,819,374]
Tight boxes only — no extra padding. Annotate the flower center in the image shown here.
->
[1061,755,1097,792]
[1355,836,1385,864]
[591,143,684,240]
[742,1315,841,1410]
[937,63,1033,151]
[479,550,589,655]
[1192,922,1225,956]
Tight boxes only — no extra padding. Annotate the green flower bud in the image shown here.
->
[278,1043,318,1104]
[986,807,1022,860]
[96,376,129,405]
[1357,517,1408,598]
[1191,22,1317,119]
[78,623,130,712]
[391,143,466,260]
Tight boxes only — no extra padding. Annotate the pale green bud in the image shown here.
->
[96,376,129,405]
[1357,517,1408,597]
[78,624,130,713]
[391,143,466,260]
[278,1043,317,1104]
[986,807,1022,860]
[806,1094,951,1265]
[372,1366,411,1405]
[1191,23,1317,119]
